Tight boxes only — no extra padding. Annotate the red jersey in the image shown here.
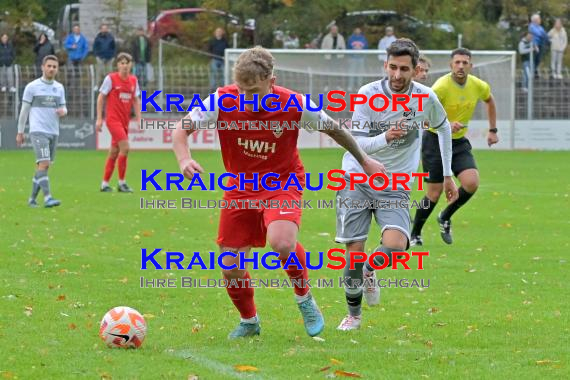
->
[215,85,306,194]
[102,73,139,126]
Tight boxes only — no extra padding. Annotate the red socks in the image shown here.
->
[281,242,309,297]
[118,154,127,181]
[224,242,309,318]
[225,271,256,319]
[103,157,116,182]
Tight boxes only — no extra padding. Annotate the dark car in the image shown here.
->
[149,8,255,47]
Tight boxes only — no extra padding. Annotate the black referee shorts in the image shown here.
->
[421,130,477,183]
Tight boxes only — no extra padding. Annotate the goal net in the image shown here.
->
[225,49,516,148]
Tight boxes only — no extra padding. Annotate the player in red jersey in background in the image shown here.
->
[172,46,387,339]
[96,52,141,193]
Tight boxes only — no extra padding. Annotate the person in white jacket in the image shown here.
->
[548,18,567,79]
[321,25,346,51]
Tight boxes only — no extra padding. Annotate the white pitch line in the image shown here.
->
[167,348,271,380]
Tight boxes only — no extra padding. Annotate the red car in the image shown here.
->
[149,8,255,47]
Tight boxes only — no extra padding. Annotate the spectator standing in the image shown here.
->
[347,27,368,91]
[64,25,88,82]
[0,33,15,92]
[93,24,116,86]
[321,25,346,59]
[548,18,567,79]
[528,14,549,77]
[377,26,397,51]
[518,32,537,91]
[131,27,151,87]
[34,33,55,76]
[207,27,229,92]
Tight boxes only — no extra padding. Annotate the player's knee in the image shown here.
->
[221,267,246,280]
[462,179,479,193]
[346,242,365,255]
[269,238,296,259]
[381,230,407,250]
[427,188,442,202]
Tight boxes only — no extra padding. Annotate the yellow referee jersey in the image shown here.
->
[428,73,491,139]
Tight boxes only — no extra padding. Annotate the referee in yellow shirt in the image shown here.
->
[411,48,499,245]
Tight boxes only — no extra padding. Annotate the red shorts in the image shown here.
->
[216,190,303,248]
[107,122,128,147]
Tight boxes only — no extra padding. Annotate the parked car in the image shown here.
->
[148,8,255,47]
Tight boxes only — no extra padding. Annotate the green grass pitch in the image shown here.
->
[0,149,568,379]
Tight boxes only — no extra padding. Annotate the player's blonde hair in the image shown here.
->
[418,54,431,68]
[233,46,275,85]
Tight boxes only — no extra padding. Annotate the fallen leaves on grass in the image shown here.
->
[187,375,199,380]
[319,366,332,372]
[536,359,558,366]
[24,306,33,317]
[312,336,325,342]
[334,370,362,378]
[69,323,77,330]
[428,307,440,314]
[57,295,66,301]
[330,358,343,365]
[465,325,478,336]
[234,365,258,372]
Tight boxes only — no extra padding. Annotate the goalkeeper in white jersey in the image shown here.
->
[336,39,458,330]
[16,55,67,208]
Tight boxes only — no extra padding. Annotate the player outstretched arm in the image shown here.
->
[321,125,387,177]
[95,92,106,132]
[302,98,387,177]
[484,94,499,146]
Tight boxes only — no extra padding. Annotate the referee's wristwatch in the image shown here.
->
[488,128,498,133]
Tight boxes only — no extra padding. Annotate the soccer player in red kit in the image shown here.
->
[172,47,386,338]
[96,52,141,193]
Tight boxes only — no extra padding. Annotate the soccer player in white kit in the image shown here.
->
[335,39,458,330]
[16,55,67,208]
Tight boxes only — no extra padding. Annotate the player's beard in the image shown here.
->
[389,77,411,93]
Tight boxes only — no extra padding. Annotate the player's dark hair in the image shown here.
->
[386,38,419,67]
[116,52,133,63]
[451,48,472,59]
[42,55,59,65]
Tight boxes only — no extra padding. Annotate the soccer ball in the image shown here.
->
[99,306,147,348]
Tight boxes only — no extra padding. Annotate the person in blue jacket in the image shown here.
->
[528,14,549,78]
[347,27,369,91]
[65,25,89,79]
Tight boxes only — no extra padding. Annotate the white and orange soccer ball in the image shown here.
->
[99,306,147,348]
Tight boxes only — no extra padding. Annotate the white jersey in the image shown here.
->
[343,78,448,190]
[22,78,66,136]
